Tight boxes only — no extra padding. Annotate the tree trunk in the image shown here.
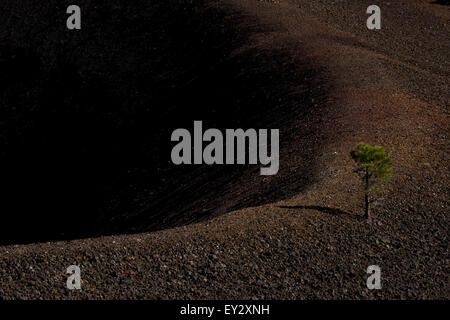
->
[365,192,370,221]
[364,167,371,221]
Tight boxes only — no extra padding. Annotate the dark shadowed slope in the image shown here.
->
[0,0,327,244]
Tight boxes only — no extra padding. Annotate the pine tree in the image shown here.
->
[350,143,393,221]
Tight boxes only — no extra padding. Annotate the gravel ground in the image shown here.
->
[0,0,448,299]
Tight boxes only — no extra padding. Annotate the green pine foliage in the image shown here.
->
[350,143,393,220]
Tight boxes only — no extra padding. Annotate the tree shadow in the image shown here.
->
[279,205,361,220]
[431,0,449,6]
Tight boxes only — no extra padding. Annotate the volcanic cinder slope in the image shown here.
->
[0,0,448,299]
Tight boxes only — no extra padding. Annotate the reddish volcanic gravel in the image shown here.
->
[0,0,448,299]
